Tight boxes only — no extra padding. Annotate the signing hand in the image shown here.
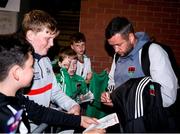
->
[101,92,113,107]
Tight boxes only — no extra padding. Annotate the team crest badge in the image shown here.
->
[128,66,136,77]
[149,84,155,96]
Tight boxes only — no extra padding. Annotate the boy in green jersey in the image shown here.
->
[56,46,89,103]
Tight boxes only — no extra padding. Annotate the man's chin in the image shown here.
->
[118,49,132,57]
[120,53,127,57]
[117,53,124,57]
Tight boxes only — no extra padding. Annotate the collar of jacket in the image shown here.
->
[33,53,46,61]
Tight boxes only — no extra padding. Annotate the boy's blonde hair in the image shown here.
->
[22,10,59,35]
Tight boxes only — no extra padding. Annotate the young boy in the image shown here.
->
[20,10,80,129]
[0,34,99,133]
[56,46,89,103]
[70,32,92,84]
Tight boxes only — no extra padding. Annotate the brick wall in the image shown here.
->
[80,0,180,73]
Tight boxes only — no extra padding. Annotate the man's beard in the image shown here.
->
[120,46,133,57]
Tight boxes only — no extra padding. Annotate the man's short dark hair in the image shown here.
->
[105,17,134,39]
[0,34,34,81]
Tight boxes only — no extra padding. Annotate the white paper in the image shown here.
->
[83,113,119,132]
[78,90,94,104]
[58,129,74,134]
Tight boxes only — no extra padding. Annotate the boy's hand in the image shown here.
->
[59,57,71,69]
[86,72,93,84]
[68,104,80,115]
[101,92,113,107]
[80,116,98,128]
[83,128,106,134]
[104,67,109,74]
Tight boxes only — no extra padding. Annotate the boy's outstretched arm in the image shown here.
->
[19,93,97,128]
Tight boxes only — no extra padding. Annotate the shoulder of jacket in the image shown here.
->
[140,42,163,55]
[147,43,165,57]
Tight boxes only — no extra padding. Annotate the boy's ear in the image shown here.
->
[58,61,62,67]
[70,45,74,49]
[26,30,34,41]
[128,33,135,45]
[11,65,21,81]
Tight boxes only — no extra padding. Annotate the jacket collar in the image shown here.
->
[33,53,46,61]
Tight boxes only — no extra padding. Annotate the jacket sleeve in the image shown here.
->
[19,94,81,127]
[51,72,79,111]
[108,54,116,87]
[0,106,13,133]
[148,43,178,107]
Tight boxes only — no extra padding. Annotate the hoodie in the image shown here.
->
[114,32,150,88]
[108,32,178,107]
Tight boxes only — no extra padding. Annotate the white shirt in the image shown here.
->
[76,55,92,80]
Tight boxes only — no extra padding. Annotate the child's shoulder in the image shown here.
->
[83,54,91,62]
[56,68,68,76]
[83,54,89,58]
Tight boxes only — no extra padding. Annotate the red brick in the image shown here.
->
[162,18,178,24]
[123,0,137,4]
[89,7,104,14]
[80,0,180,67]
[135,5,147,11]
[147,6,162,12]
[153,23,169,29]
[154,12,171,17]
[97,0,114,8]
[163,7,178,12]
[105,9,121,14]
